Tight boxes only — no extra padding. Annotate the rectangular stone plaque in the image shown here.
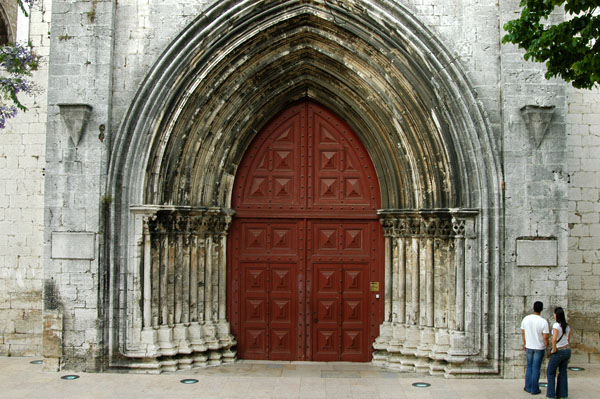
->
[51,232,96,260]
[516,239,557,267]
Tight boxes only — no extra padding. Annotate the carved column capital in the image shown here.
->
[380,216,398,237]
[449,209,478,239]
[408,217,420,236]
[189,214,209,234]
[207,211,233,238]
[451,217,466,238]
[421,217,438,238]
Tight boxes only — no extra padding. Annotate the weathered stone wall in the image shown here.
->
[0,0,51,356]
[43,0,117,370]
[499,1,570,378]
[41,0,216,371]
[111,0,211,129]
[1,0,594,374]
[567,86,600,364]
[42,0,566,373]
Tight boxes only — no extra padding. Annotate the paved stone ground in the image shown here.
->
[1,357,598,399]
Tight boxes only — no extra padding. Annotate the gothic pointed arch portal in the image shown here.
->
[108,0,503,376]
[228,101,384,361]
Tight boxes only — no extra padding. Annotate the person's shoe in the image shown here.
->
[524,388,530,393]
[531,391,542,395]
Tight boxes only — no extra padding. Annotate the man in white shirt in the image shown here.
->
[521,301,550,395]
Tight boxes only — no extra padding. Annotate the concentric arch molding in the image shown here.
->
[105,0,503,376]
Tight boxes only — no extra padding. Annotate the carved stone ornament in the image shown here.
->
[520,105,555,148]
[58,104,93,146]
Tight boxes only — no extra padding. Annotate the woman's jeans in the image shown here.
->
[546,348,571,398]
[525,348,545,394]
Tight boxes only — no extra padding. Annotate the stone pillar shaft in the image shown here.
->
[384,234,393,322]
[425,236,434,327]
[142,218,152,329]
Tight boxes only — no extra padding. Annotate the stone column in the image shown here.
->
[448,211,479,356]
[140,216,157,350]
[375,209,481,372]
[423,218,436,327]
[409,217,421,326]
[452,217,466,332]
[126,206,236,370]
[381,218,395,323]
[397,235,407,323]
[212,210,235,363]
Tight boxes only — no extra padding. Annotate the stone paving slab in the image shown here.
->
[0,357,598,399]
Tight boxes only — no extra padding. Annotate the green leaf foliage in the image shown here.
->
[503,0,600,89]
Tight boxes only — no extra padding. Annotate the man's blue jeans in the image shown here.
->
[546,348,571,398]
[525,348,545,394]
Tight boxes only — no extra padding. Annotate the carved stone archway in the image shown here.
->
[107,0,502,376]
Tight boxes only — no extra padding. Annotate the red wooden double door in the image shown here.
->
[228,101,383,361]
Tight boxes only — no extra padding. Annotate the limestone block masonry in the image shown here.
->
[567,85,600,364]
[0,0,51,357]
[0,0,598,377]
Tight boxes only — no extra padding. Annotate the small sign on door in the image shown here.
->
[370,281,379,291]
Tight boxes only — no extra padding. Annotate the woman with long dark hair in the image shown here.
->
[546,307,572,399]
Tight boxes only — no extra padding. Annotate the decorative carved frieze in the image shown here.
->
[379,210,466,240]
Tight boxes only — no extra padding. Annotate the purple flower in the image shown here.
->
[0,77,31,95]
[0,42,39,73]
[0,104,18,129]
[0,6,40,129]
